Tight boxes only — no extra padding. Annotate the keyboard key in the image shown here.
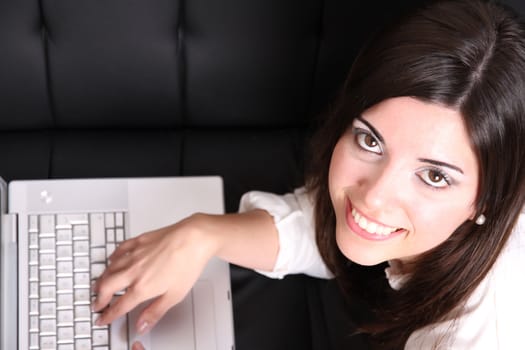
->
[57,326,74,342]
[56,229,72,244]
[40,215,55,235]
[40,318,56,333]
[58,344,74,350]
[75,305,91,319]
[106,243,116,257]
[40,253,56,268]
[93,328,110,346]
[75,321,91,337]
[57,294,74,309]
[30,316,39,332]
[57,277,73,292]
[105,213,115,228]
[107,228,115,243]
[92,312,103,326]
[40,286,56,300]
[29,332,39,348]
[30,265,39,281]
[91,263,105,279]
[29,282,39,298]
[40,335,57,349]
[74,288,90,303]
[116,228,125,243]
[90,213,105,247]
[73,225,89,239]
[91,247,106,263]
[57,245,73,259]
[74,256,90,271]
[115,212,124,227]
[29,233,39,248]
[57,214,88,227]
[29,215,38,232]
[75,338,92,350]
[57,261,73,276]
[40,302,56,317]
[74,272,90,286]
[29,299,39,314]
[40,269,56,284]
[57,309,74,325]
[73,241,89,255]
[110,314,129,350]
[40,237,55,251]
[29,249,39,264]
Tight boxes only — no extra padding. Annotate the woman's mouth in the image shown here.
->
[345,199,406,241]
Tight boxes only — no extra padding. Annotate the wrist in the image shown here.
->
[182,213,225,260]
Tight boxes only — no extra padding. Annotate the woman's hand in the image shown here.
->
[92,213,218,334]
[92,209,279,335]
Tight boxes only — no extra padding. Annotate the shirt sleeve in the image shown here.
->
[238,187,334,279]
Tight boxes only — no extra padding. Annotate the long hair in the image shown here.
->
[306,0,525,348]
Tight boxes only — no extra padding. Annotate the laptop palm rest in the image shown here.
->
[128,279,217,349]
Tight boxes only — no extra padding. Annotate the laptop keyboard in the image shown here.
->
[28,212,128,350]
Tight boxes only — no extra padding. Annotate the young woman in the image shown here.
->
[93,0,525,348]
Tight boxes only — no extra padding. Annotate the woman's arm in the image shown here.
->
[209,209,280,270]
[92,209,279,334]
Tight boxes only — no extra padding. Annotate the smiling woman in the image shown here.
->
[92,0,525,349]
[306,0,525,347]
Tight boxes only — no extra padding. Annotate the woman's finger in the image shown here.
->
[136,292,183,335]
[92,268,134,312]
[96,286,149,326]
[103,251,135,275]
[132,341,146,350]
[108,236,139,261]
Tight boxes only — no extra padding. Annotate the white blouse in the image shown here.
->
[239,188,525,349]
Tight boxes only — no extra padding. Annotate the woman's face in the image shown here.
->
[328,97,479,267]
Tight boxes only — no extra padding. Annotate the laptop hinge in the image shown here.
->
[1,213,18,350]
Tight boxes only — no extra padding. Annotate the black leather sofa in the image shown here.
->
[2,1,523,349]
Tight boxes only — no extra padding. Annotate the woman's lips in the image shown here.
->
[345,198,406,241]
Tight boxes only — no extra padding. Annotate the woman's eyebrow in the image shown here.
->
[418,158,464,174]
[356,117,384,143]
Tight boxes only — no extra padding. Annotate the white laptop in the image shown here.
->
[0,176,235,350]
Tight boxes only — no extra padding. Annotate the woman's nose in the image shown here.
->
[359,164,401,211]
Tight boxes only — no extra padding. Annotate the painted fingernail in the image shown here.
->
[137,320,150,335]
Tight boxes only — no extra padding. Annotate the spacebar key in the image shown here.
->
[110,315,129,350]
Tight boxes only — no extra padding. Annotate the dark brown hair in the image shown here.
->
[306,0,525,348]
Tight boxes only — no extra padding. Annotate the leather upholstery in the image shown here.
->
[1,0,523,349]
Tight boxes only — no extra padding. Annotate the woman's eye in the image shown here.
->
[354,131,382,154]
[417,169,452,188]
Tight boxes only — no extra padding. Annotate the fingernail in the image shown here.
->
[137,320,150,335]
[132,341,145,350]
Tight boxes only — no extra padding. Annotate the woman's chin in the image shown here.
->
[335,229,390,266]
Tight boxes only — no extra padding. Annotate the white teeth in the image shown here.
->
[358,216,368,229]
[367,222,378,234]
[351,208,398,236]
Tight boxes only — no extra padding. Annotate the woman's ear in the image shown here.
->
[469,204,486,225]
[474,214,486,225]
